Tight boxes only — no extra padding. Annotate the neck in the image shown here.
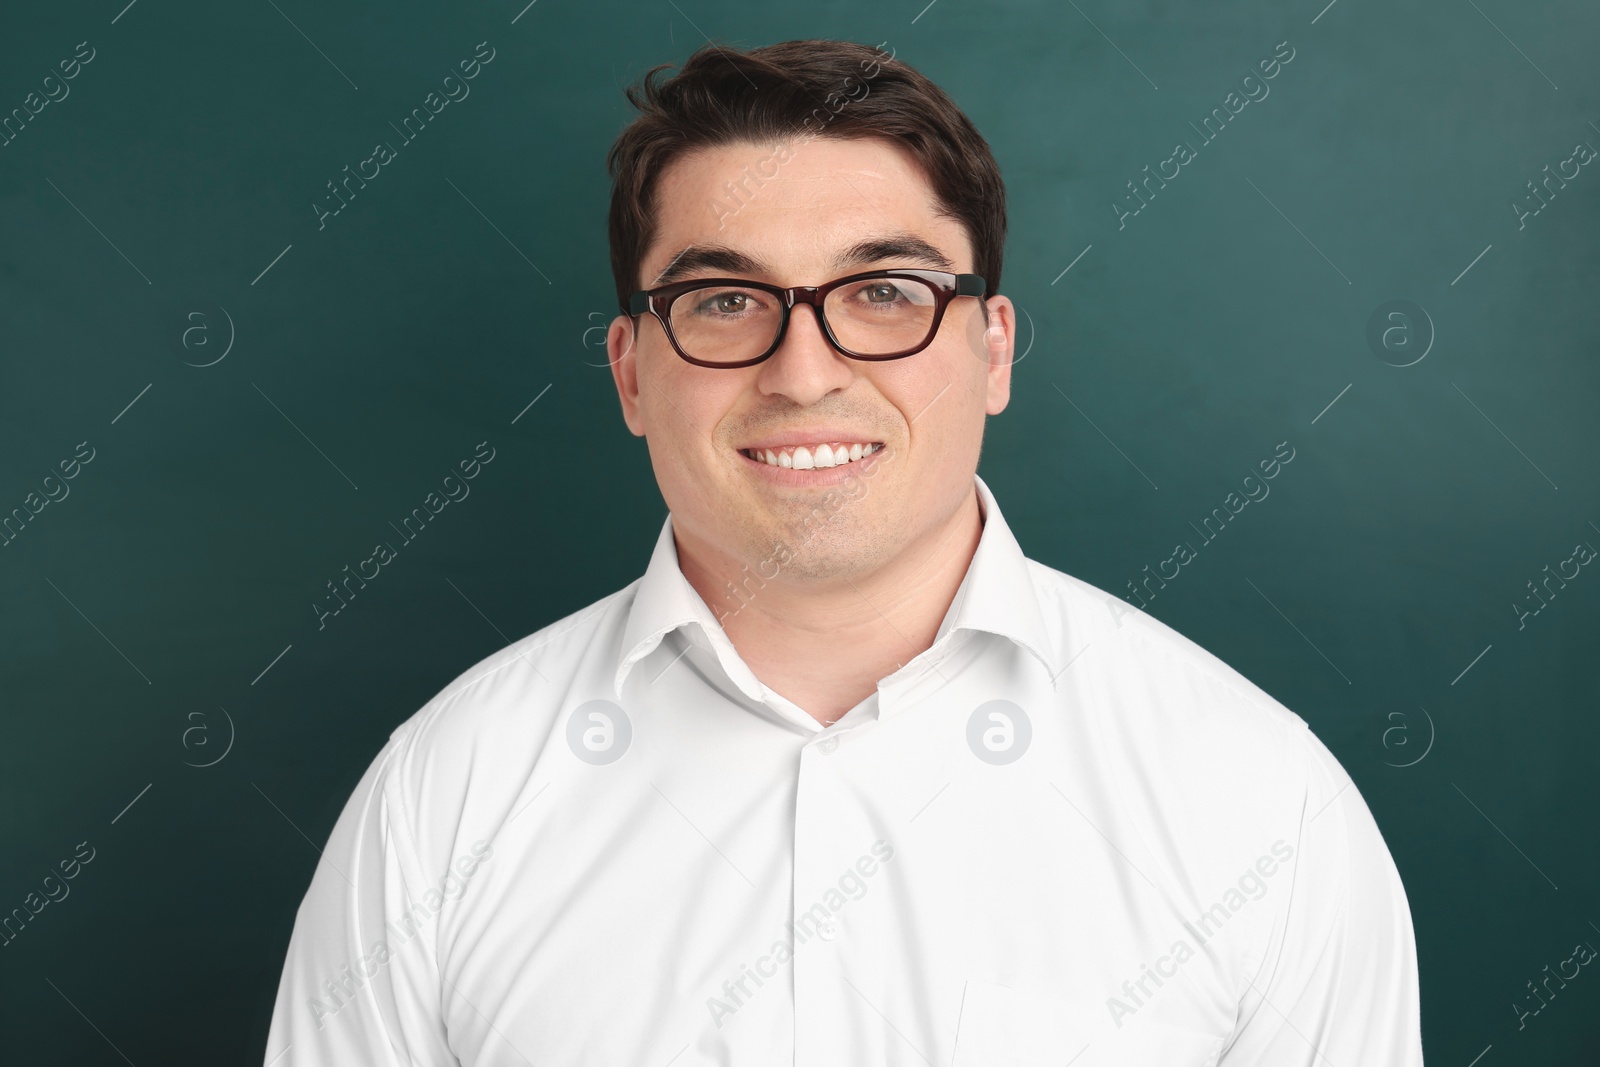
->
[675,486,984,726]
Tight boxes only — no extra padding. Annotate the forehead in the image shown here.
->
[642,136,971,282]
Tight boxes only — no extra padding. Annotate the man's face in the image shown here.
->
[608,135,1013,590]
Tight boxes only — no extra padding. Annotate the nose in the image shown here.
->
[755,301,856,405]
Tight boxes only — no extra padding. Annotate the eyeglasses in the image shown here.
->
[627,268,987,369]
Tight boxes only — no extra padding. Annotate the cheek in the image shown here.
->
[637,346,692,425]
[905,357,988,461]
[644,364,739,453]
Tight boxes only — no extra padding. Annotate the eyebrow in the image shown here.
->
[648,232,956,288]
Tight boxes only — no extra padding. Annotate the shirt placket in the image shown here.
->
[791,729,867,1066]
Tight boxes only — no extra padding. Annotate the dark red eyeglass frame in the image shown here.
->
[626,268,987,369]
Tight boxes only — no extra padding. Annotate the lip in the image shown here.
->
[736,443,890,487]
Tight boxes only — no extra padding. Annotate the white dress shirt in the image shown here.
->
[264,473,1424,1067]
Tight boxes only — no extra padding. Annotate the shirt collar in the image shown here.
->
[612,473,1059,701]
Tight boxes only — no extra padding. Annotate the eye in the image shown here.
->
[691,289,766,316]
[863,283,901,303]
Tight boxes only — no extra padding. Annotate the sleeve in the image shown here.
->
[262,728,458,1066]
[1218,725,1425,1066]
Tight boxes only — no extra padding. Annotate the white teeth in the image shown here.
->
[743,442,881,470]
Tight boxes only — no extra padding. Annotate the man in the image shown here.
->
[264,39,1424,1065]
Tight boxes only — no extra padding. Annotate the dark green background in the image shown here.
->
[2,0,1597,1062]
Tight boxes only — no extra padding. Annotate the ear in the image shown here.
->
[978,295,1014,416]
[607,316,646,437]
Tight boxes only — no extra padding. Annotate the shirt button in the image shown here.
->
[818,736,839,755]
[817,915,839,940]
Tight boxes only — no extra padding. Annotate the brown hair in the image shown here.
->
[605,39,1007,311]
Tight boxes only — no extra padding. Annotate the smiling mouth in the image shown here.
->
[738,442,884,470]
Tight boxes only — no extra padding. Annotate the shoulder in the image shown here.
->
[368,579,642,846]
[411,580,637,737]
[1027,556,1311,740]
[1022,563,1402,1000]
[1024,557,1328,854]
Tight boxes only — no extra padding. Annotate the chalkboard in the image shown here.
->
[1,0,1596,1061]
